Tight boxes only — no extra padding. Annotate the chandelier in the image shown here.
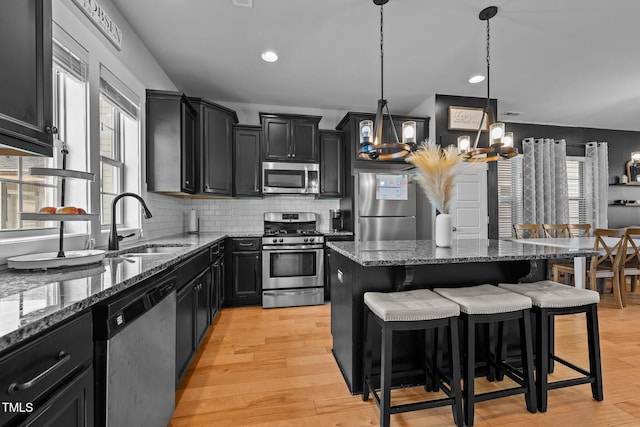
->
[359,0,417,161]
[460,6,517,162]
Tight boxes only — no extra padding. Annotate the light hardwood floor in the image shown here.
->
[170,290,640,426]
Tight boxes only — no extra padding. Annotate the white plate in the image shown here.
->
[7,250,106,270]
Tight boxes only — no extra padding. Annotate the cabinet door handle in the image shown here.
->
[45,125,58,135]
[185,180,190,185]
[238,242,253,247]
[8,351,71,394]
[291,153,296,158]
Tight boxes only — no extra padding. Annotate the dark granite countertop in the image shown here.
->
[326,239,597,267]
[0,233,226,353]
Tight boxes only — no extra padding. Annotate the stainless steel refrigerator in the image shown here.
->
[355,172,433,242]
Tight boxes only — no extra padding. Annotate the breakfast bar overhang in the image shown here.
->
[326,239,597,394]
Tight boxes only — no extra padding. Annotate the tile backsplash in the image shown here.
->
[144,194,341,237]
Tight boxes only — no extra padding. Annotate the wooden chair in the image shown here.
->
[619,228,640,304]
[513,224,540,239]
[589,228,625,308]
[567,223,592,237]
[542,224,569,238]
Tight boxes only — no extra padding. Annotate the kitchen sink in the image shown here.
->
[110,244,194,257]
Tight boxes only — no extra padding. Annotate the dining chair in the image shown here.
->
[513,224,541,239]
[566,223,592,237]
[618,228,640,304]
[589,228,626,308]
[542,224,569,238]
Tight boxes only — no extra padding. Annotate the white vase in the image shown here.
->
[435,213,453,247]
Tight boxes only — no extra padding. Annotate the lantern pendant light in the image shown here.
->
[460,6,517,162]
[359,0,416,161]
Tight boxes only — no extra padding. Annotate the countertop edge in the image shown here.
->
[0,233,229,353]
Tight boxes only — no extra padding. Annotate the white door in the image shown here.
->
[450,163,488,240]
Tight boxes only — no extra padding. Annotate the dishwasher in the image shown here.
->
[93,273,176,427]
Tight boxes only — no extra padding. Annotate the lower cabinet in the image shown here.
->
[21,367,93,427]
[176,267,212,385]
[0,312,93,427]
[324,235,354,301]
[224,238,262,307]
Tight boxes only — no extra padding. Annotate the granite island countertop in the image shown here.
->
[0,232,227,353]
[327,238,597,267]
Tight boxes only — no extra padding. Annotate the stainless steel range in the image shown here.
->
[262,212,324,308]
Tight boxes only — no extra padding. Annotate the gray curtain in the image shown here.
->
[585,142,608,228]
[522,138,569,224]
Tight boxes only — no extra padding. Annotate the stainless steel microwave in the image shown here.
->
[262,162,319,194]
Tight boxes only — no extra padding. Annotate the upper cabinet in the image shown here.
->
[260,113,320,162]
[146,90,197,194]
[319,130,343,198]
[189,98,238,196]
[233,125,262,197]
[0,0,54,156]
[336,112,429,171]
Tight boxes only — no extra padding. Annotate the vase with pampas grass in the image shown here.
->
[405,140,463,247]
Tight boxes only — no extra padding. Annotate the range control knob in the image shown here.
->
[304,238,309,243]
[272,238,277,243]
[309,238,315,242]
[279,238,284,243]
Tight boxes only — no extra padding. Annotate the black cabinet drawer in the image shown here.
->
[0,312,92,426]
[232,238,260,251]
[209,240,225,260]
[175,248,210,289]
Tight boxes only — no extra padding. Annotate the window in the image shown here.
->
[99,67,140,227]
[497,155,586,238]
[0,38,87,232]
[497,155,523,238]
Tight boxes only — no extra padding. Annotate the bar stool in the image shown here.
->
[499,280,603,412]
[433,284,537,426]
[362,289,463,427]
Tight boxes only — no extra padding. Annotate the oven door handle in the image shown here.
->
[263,245,324,251]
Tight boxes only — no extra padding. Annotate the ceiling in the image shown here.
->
[111,0,640,131]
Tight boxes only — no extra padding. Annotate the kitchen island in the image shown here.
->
[326,238,597,394]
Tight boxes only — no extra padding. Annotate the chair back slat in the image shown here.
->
[567,223,591,237]
[592,228,625,268]
[542,223,569,238]
[622,228,640,268]
[513,224,540,239]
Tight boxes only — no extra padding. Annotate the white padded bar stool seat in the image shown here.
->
[364,289,460,322]
[499,280,600,308]
[434,284,532,315]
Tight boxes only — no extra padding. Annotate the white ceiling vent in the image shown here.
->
[232,0,253,7]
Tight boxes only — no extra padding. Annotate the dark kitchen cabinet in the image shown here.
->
[146,90,197,194]
[233,125,262,197]
[0,312,93,427]
[225,238,262,307]
[324,234,354,301]
[210,241,225,322]
[175,280,196,383]
[21,367,93,427]
[260,113,321,162]
[176,267,212,385]
[190,98,238,196]
[319,130,344,198]
[0,0,54,156]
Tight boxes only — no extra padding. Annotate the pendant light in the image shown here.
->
[359,0,415,161]
[460,6,517,162]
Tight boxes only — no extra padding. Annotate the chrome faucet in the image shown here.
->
[108,192,153,250]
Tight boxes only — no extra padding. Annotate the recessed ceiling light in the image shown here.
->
[469,75,485,84]
[261,51,278,63]
[232,0,253,7]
